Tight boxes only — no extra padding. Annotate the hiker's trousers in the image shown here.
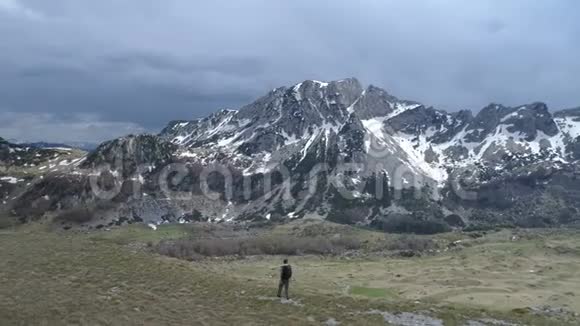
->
[277,279,290,299]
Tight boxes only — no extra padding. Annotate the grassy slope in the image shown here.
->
[0,224,387,325]
[1,222,578,325]
[212,227,580,318]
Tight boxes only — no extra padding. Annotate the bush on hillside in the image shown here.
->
[379,216,451,235]
[383,235,439,252]
[54,207,95,224]
[154,235,362,260]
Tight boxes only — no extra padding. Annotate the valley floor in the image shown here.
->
[1,221,579,325]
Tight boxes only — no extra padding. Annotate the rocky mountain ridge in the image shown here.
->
[2,78,580,231]
[162,78,580,184]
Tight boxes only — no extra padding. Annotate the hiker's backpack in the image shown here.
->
[281,265,292,280]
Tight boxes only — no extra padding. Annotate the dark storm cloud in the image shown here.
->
[102,53,266,78]
[0,0,579,142]
[0,54,257,128]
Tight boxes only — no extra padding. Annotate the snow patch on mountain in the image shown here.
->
[386,102,422,120]
[0,176,22,184]
[392,133,448,184]
[556,116,580,139]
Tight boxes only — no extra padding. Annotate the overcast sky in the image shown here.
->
[1,0,579,143]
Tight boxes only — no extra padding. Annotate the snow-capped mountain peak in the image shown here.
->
[4,78,580,229]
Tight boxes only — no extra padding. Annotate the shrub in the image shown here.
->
[154,235,362,260]
[380,216,451,235]
[54,207,94,224]
[383,235,438,252]
[53,200,115,225]
[444,214,465,227]
[326,207,371,225]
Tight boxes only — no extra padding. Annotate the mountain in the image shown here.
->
[2,78,580,231]
[0,137,85,167]
[0,137,86,215]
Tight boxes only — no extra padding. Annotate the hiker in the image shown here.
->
[277,259,292,299]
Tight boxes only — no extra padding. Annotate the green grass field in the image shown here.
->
[1,221,579,325]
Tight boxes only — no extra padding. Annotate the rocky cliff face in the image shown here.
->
[3,78,580,231]
[81,135,176,177]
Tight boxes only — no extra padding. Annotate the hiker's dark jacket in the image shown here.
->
[280,264,292,281]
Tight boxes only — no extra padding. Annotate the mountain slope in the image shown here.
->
[3,79,580,230]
